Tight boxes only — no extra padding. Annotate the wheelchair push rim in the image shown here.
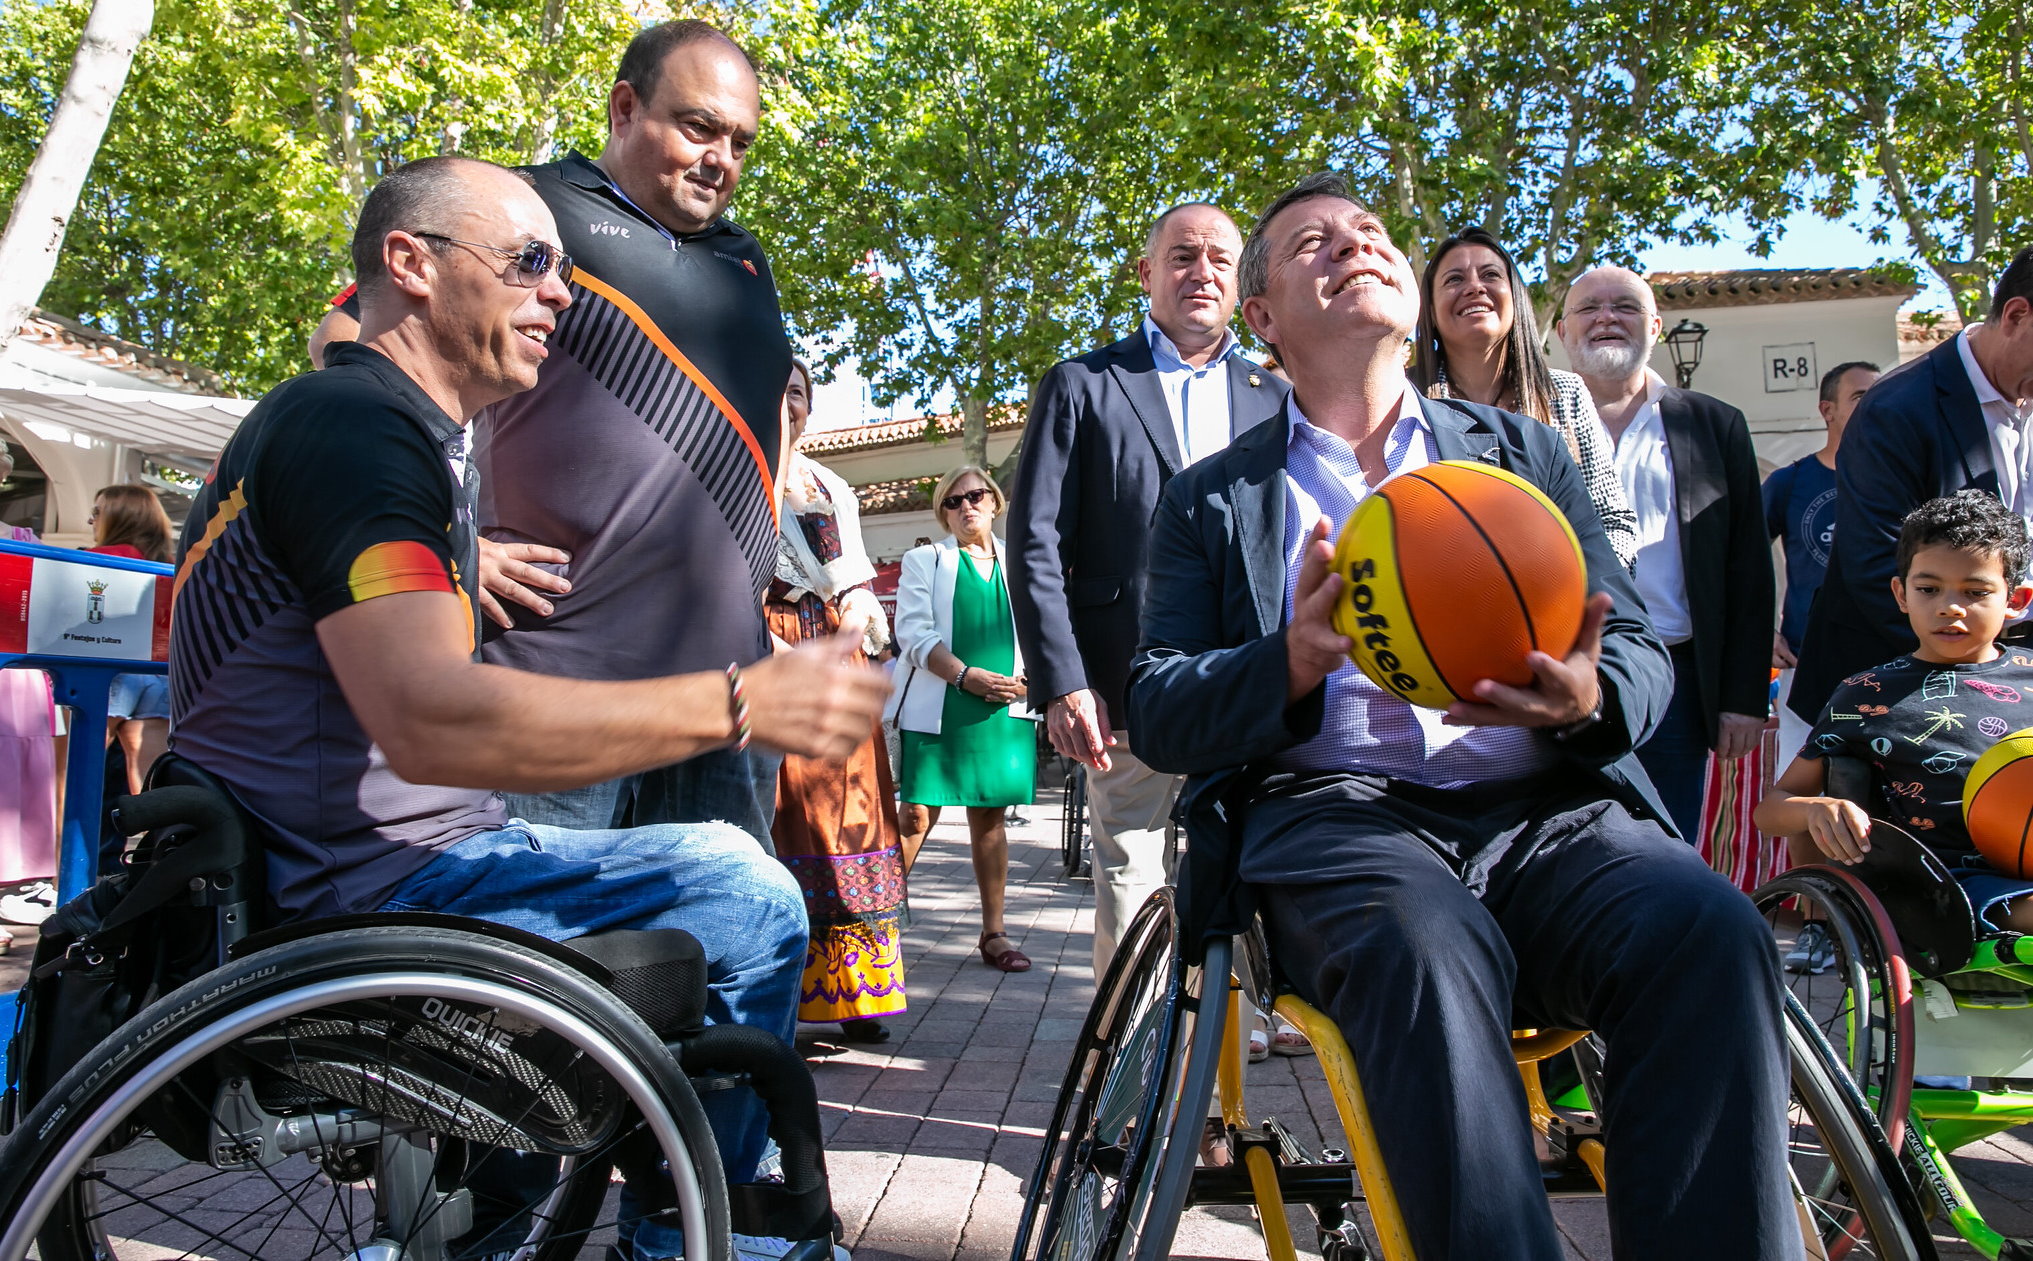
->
[1755,865,1916,1149]
[0,924,729,1261]
[1012,888,1193,1261]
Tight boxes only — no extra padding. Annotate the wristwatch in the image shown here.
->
[1546,696,1605,743]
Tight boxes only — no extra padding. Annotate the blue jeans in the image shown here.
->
[1635,642,1708,844]
[505,747,784,851]
[376,819,806,1254]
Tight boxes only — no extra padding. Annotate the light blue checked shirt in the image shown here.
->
[1275,391,1556,786]
[1143,315,1245,466]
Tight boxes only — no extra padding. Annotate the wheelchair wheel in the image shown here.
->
[0,923,730,1261]
[1012,888,1211,1261]
[1755,867,1915,1144]
[1062,765,1089,878]
[1782,992,1934,1260]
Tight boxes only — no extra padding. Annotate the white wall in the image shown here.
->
[861,509,944,564]
[1549,294,1906,472]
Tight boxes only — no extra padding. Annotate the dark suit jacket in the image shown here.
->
[1126,396,1675,939]
[1791,338,1996,721]
[1655,387,1776,743]
[1009,331,1289,723]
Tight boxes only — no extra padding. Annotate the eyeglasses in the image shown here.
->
[941,487,994,513]
[414,233,574,286]
[1569,299,1648,320]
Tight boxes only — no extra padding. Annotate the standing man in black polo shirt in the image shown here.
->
[313,20,793,838]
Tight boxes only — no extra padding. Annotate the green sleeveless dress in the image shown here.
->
[899,553,1037,807]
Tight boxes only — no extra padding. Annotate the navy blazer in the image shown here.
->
[1655,386,1776,743]
[1791,338,1997,722]
[1009,331,1289,723]
[1126,394,1674,934]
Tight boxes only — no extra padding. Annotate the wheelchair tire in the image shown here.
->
[1062,766,1089,879]
[0,923,731,1261]
[1782,992,1935,1260]
[1755,866,1915,1147]
[1012,889,1196,1261]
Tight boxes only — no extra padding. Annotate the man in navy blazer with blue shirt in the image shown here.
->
[1129,173,1794,1259]
[1009,203,1289,974]
[1791,247,2033,724]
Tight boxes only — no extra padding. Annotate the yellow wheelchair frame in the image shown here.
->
[1011,888,1934,1261]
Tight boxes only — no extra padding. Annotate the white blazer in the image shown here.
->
[885,534,1036,734]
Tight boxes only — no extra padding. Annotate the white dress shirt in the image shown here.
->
[1959,325,2033,519]
[1144,315,1244,465]
[1610,371,1692,645]
[1275,389,1554,785]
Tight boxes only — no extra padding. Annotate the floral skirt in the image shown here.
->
[770,596,909,1023]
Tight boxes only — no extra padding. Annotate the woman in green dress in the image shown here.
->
[886,465,1039,971]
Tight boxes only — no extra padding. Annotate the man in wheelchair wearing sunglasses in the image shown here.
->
[1128,172,1798,1258]
[172,155,889,1260]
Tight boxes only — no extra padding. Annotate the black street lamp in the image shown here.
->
[1665,318,1709,389]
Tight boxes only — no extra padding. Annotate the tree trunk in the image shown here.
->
[0,0,154,360]
[960,396,989,468]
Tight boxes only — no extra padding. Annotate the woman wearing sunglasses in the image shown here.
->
[887,465,1038,971]
[1411,227,1639,567]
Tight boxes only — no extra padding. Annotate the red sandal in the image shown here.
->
[979,931,1032,972]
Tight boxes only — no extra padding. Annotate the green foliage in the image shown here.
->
[3,0,2025,406]
[745,0,1170,460]
[1753,0,2031,320]
[0,0,656,392]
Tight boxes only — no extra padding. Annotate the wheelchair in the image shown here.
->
[1062,765,1090,880]
[0,756,839,1261]
[1757,755,2033,1260]
[1012,796,1936,1261]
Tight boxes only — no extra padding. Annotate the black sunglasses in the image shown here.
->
[415,233,574,286]
[941,487,994,513]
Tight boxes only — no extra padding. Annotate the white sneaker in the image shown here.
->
[731,1235,849,1261]
[0,881,54,926]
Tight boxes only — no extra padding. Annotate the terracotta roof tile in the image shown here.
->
[1647,268,1919,311]
[14,309,224,394]
[854,476,935,516]
[799,403,1023,456]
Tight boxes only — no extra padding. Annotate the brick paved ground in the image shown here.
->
[7,780,2033,1257]
[813,781,2033,1261]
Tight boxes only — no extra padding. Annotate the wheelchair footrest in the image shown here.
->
[1187,1160,1358,1208]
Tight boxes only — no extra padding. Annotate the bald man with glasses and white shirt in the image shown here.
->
[1010,203,1288,978]
[1558,267,1774,846]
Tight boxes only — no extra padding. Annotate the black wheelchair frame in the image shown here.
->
[0,756,841,1261]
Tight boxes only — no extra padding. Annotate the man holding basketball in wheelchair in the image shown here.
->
[1129,172,1798,1257]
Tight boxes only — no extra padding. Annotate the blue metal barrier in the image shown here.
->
[0,539,173,1078]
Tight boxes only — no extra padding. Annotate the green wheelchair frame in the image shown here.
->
[1012,880,1933,1261]
[1760,755,2033,1260]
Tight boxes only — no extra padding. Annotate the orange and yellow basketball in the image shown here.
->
[1964,729,2033,877]
[1330,460,1587,710]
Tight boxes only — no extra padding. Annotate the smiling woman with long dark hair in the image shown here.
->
[1411,227,1637,567]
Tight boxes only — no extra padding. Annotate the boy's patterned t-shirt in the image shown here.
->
[1804,649,2033,861]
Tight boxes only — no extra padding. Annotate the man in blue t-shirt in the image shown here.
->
[1766,360,1880,760]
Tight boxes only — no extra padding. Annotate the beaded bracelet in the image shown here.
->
[725,662,753,752]
[954,666,972,693]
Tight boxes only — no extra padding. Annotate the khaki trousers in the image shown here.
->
[1085,733,1183,978]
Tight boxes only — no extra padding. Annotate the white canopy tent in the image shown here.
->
[0,384,253,540]
[0,382,251,467]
